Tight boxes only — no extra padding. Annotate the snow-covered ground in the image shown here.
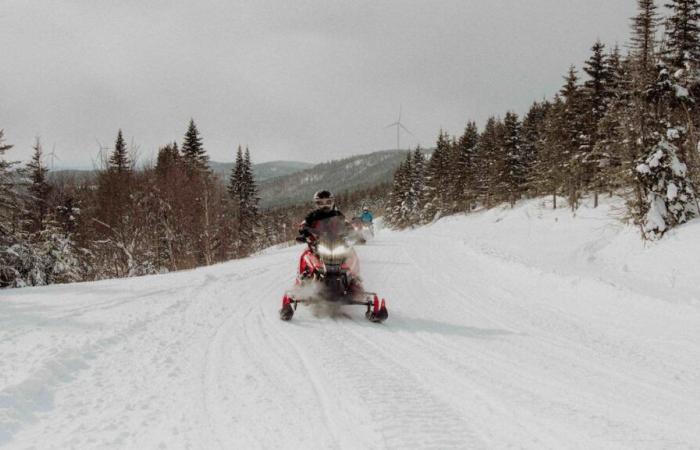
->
[2,197,700,449]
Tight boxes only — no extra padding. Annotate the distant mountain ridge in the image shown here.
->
[209,160,314,182]
[47,149,430,208]
[49,160,314,183]
[258,149,421,208]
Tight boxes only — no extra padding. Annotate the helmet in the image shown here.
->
[313,190,334,211]
[362,205,369,212]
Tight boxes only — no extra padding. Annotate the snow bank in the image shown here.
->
[423,196,700,305]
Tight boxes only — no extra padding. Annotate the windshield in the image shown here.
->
[307,216,348,240]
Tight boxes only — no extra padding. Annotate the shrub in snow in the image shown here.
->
[636,139,699,238]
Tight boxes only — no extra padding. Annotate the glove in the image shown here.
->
[295,235,307,243]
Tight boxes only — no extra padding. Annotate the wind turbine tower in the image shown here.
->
[385,107,413,150]
[48,145,61,170]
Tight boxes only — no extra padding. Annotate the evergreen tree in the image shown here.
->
[109,129,131,173]
[241,147,261,249]
[155,142,180,177]
[532,96,569,209]
[25,138,51,233]
[631,0,660,76]
[0,129,23,286]
[501,112,524,206]
[664,0,700,70]
[408,147,428,224]
[635,139,699,238]
[226,146,260,256]
[521,101,550,196]
[423,130,452,218]
[388,156,412,228]
[228,146,245,201]
[182,119,209,174]
[454,122,479,211]
[473,117,504,208]
[583,41,615,206]
[559,66,588,209]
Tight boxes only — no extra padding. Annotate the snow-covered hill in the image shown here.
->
[2,198,699,449]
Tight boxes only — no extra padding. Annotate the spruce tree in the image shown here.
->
[521,101,550,197]
[242,147,260,248]
[0,130,19,229]
[559,66,588,209]
[25,138,51,233]
[408,147,428,224]
[454,122,479,211]
[182,119,209,174]
[501,112,524,206]
[109,129,131,173]
[631,0,659,75]
[635,139,699,238]
[664,0,700,70]
[388,156,412,228]
[423,130,451,218]
[583,41,615,206]
[156,142,180,177]
[473,117,504,208]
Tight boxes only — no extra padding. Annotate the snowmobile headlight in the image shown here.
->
[332,245,348,255]
[317,244,332,256]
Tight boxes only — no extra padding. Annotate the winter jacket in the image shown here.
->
[297,208,346,241]
[360,211,373,223]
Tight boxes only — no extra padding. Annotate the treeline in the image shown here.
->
[0,120,269,287]
[388,0,700,239]
[0,118,391,288]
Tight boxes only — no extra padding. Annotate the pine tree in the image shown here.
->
[521,101,550,197]
[181,119,209,174]
[241,147,261,251]
[501,112,524,206]
[226,146,260,256]
[25,138,51,233]
[155,142,180,177]
[532,96,569,209]
[473,117,504,208]
[408,147,428,224]
[635,139,699,238]
[109,129,131,173]
[664,0,700,70]
[423,130,452,218]
[228,146,244,201]
[631,0,660,76]
[559,66,588,209]
[0,129,23,286]
[583,41,615,206]
[454,122,479,211]
[388,156,411,228]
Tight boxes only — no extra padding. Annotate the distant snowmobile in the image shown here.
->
[279,216,388,323]
[349,217,373,245]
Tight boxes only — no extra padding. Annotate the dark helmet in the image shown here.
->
[313,190,334,211]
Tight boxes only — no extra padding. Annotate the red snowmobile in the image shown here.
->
[279,216,388,323]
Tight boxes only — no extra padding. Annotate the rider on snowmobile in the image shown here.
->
[296,190,347,242]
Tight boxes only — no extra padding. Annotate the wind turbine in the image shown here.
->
[47,144,61,170]
[385,106,414,150]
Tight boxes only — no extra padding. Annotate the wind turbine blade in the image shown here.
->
[399,123,414,136]
[385,122,399,129]
[398,105,402,123]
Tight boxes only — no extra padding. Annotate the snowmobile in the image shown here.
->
[279,216,388,323]
[349,217,373,245]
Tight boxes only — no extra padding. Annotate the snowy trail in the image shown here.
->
[2,200,700,449]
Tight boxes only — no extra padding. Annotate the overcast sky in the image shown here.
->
[1,0,638,168]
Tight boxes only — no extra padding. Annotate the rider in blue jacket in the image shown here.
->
[360,207,373,224]
[360,206,374,235]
